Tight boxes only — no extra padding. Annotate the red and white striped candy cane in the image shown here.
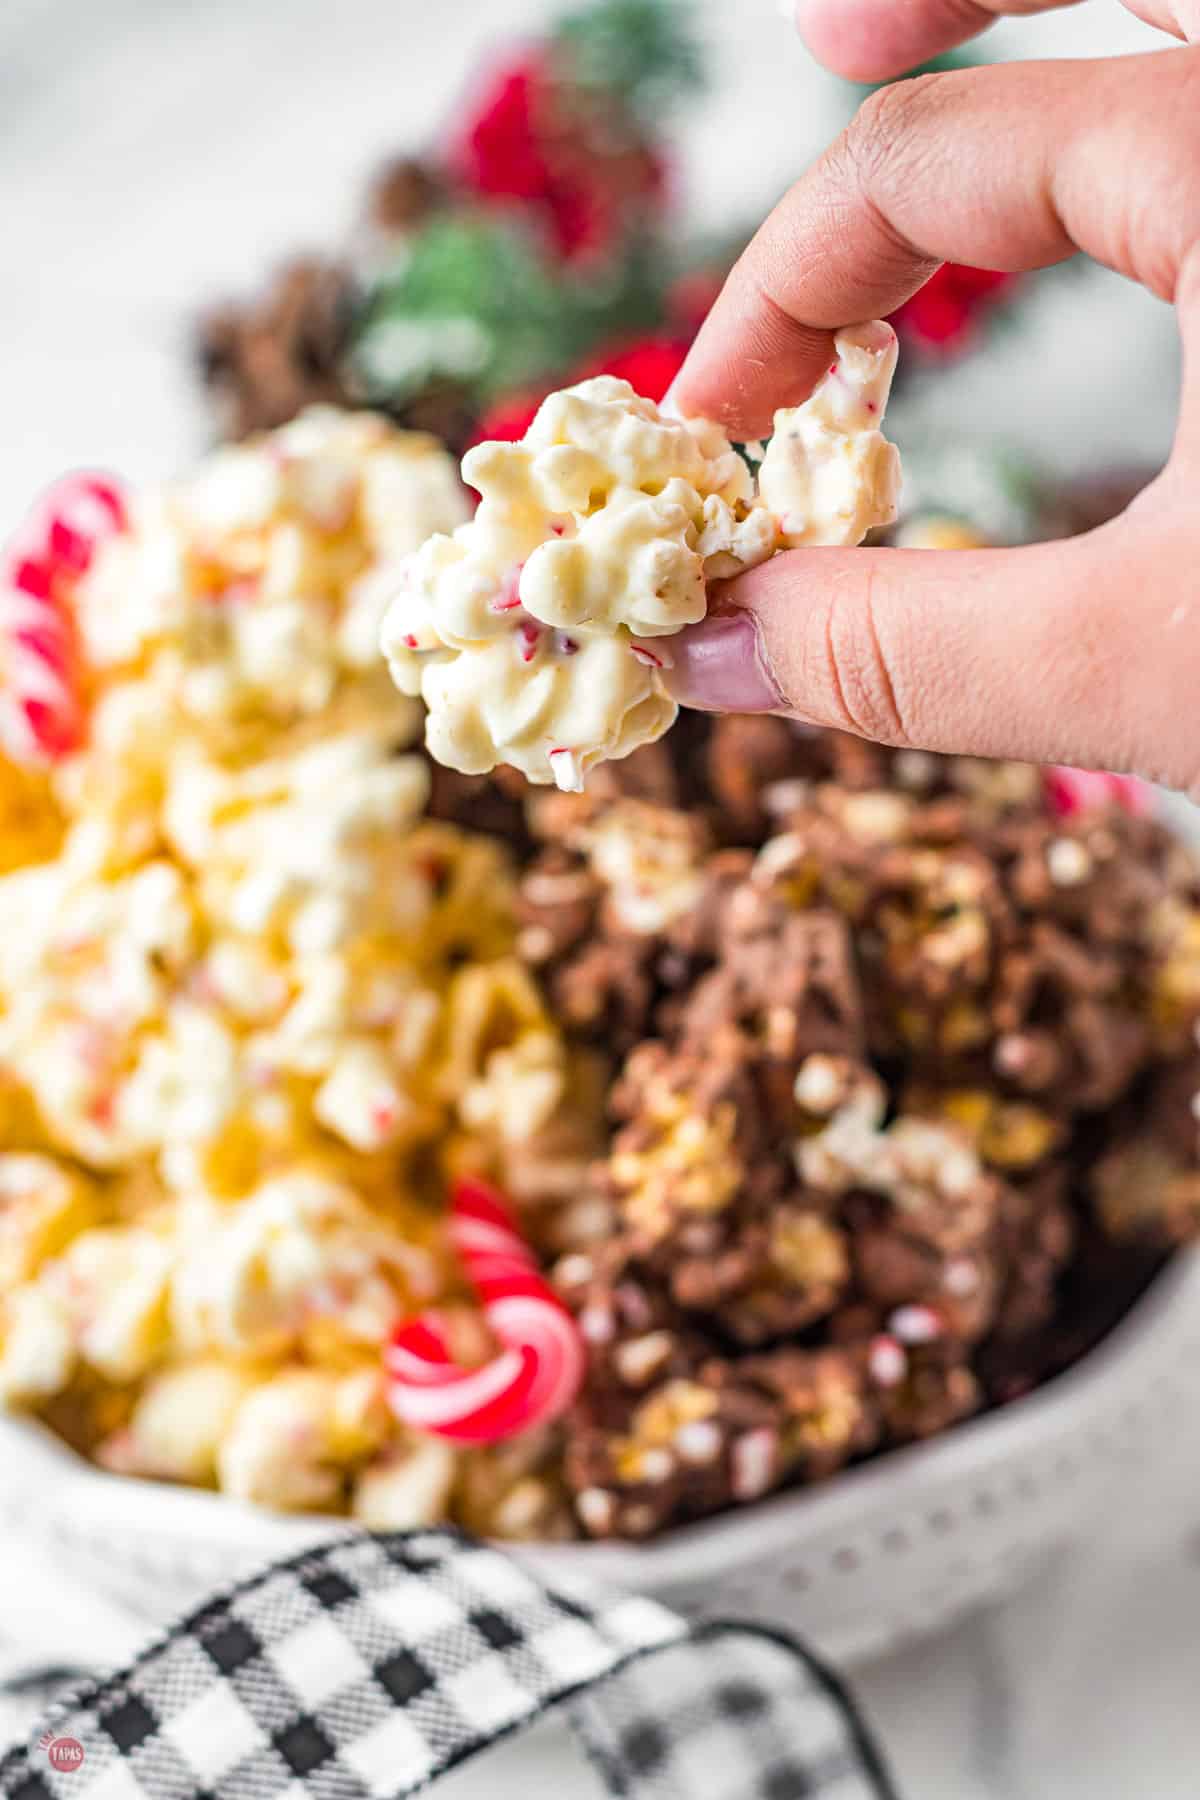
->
[385,1177,585,1444]
[1,473,128,765]
[1044,766,1152,820]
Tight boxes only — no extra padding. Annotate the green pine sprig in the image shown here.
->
[351,211,669,412]
[552,0,706,127]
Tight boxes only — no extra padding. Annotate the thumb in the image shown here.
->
[667,520,1197,784]
[1172,239,1200,464]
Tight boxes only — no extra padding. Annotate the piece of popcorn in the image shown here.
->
[578,800,707,934]
[217,1367,389,1513]
[0,1285,75,1404]
[457,1028,567,1145]
[118,1004,242,1156]
[436,959,567,1142]
[611,1080,743,1239]
[418,626,674,792]
[201,938,290,1024]
[0,1154,101,1287]
[352,1438,458,1529]
[383,333,899,789]
[314,1041,419,1151]
[795,1056,986,1221]
[758,322,902,548]
[357,427,474,561]
[97,1359,254,1484]
[454,1428,570,1541]
[169,1172,433,1358]
[48,1227,173,1383]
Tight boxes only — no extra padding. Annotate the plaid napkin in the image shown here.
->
[0,1530,897,1800]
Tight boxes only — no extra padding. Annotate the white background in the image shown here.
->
[2,3,1198,1795]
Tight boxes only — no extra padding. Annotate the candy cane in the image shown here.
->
[1,473,128,765]
[385,1177,585,1444]
[1044,766,1151,820]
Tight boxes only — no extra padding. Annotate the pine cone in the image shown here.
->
[197,258,356,439]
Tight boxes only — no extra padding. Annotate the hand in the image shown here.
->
[665,19,1200,793]
[790,0,1199,85]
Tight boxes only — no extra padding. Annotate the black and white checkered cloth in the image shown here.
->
[0,1530,897,1800]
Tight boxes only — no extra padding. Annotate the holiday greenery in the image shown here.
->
[551,0,706,126]
[197,0,1075,515]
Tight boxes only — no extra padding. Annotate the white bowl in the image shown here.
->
[3,1248,1197,1667]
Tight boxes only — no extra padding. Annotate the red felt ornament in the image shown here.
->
[580,334,690,402]
[891,264,1016,356]
[446,49,669,264]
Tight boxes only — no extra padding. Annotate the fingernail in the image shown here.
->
[666,610,786,714]
[1175,0,1200,42]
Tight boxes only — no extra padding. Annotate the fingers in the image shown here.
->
[793,0,1083,84]
[793,0,1198,80]
[1173,241,1200,463]
[670,49,1200,439]
[1114,1,1200,39]
[667,514,1200,788]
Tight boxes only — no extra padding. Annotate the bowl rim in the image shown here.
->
[4,1248,1197,1580]
[533,1245,1200,1585]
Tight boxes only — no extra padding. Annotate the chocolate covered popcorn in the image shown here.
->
[508,722,1200,1538]
[382,326,901,791]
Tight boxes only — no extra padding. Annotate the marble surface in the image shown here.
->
[2,2,1198,1794]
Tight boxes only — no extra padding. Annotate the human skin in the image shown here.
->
[665,3,1200,794]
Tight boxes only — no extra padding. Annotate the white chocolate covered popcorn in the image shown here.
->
[97,1361,255,1485]
[168,1172,439,1358]
[758,321,902,548]
[0,1286,74,1404]
[74,408,469,715]
[0,411,580,1528]
[383,376,780,792]
[352,1437,458,1529]
[216,1367,390,1512]
[383,327,900,791]
[0,1155,101,1287]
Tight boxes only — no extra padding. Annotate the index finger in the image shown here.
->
[669,49,1200,440]
[794,0,1193,83]
[794,0,1085,84]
